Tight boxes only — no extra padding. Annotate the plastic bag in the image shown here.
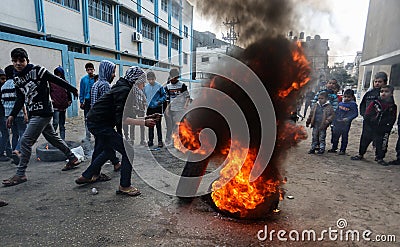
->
[71,146,85,162]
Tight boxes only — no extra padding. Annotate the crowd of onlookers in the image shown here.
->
[300,72,400,167]
[0,48,190,206]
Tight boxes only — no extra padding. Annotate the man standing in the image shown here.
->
[143,71,166,147]
[79,62,96,142]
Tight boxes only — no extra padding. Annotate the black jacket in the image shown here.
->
[11,64,77,118]
[87,77,133,129]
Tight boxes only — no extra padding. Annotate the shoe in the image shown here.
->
[377,159,388,166]
[147,141,154,147]
[158,141,164,148]
[374,156,379,161]
[0,200,8,207]
[388,159,400,165]
[116,186,141,197]
[0,155,10,162]
[308,149,315,154]
[351,155,363,161]
[317,149,325,155]
[140,141,147,146]
[338,150,346,155]
[327,149,337,153]
[2,175,27,187]
[62,156,80,171]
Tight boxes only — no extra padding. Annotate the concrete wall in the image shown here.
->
[89,18,115,49]
[0,40,62,73]
[362,0,400,62]
[0,0,37,31]
[142,39,155,59]
[120,24,139,54]
[44,1,84,42]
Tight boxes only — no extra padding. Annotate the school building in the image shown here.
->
[0,0,194,117]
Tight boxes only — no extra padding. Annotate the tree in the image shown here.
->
[329,67,354,87]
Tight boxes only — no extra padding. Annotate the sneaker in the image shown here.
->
[377,159,388,166]
[317,149,325,155]
[327,149,337,153]
[158,141,164,148]
[338,150,346,155]
[0,155,10,162]
[62,156,80,171]
[307,149,315,154]
[148,141,154,147]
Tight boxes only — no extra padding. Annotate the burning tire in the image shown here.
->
[36,141,80,162]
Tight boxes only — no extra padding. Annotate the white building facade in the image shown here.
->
[0,0,194,116]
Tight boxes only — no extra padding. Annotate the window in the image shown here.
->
[142,59,156,66]
[148,0,154,2]
[88,0,113,24]
[157,62,170,69]
[183,53,188,64]
[159,29,168,46]
[48,0,80,11]
[184,25,188,38]
[171,35,179,50]
[172,2,180,19]
[161,0,168,12]
[142,21,154,40]
[120,10,136,28]
[201,57,209,63]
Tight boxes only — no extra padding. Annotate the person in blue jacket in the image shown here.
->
[328,89,358,155]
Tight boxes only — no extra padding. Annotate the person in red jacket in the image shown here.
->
[50,66,72,140]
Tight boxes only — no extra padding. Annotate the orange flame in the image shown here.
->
[211,143,280,217]
[45,144,49,150]
[173,119,211,154]
[278,41,311,98]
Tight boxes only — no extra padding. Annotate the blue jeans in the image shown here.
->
[311,126,327,151]
[331,123,351,151]
[53,110,66,140]
[11,116,27,152]
[0,116,11,156]
[84,123,133,187]
[17,116,75,176]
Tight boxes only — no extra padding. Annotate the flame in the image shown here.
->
[277,122,308,147]
[173,119,210,154]
[278,41,311,98]
[45,144,49,150]
[211,143,281,217]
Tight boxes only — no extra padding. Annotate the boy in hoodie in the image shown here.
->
[306,92,335,154]
[351,85,397,166]
[359,72,387,117]
[75,66,159,196]
[328,89,358,155]
[312,79,339,110]
[1,65,28,164]
[2,48,80,187]
[50,66,72,140]
[90,60,121,173]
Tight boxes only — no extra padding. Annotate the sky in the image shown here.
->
[192,0,370,66]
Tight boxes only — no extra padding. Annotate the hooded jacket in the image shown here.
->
[333,100,358,127]
[90,60,115,107]
[360,87,380,117]
[50,66,72,111]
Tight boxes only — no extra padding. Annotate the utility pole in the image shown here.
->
[222,17,240,46]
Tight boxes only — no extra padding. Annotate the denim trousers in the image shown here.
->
[146,107,163,143]
[53,110,66,140]
[84,123,134,187]
[11,116,27,152]
[0,116,10,156]
[16,116,74,177]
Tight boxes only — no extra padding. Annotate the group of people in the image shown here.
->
[304,72,400,167]
[0,47,190,206]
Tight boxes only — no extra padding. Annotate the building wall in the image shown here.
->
[362,0,400,62]
[0,0,37,31]
[44,1,84,42]
[89,18,115,49]
[120,24,139,55]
